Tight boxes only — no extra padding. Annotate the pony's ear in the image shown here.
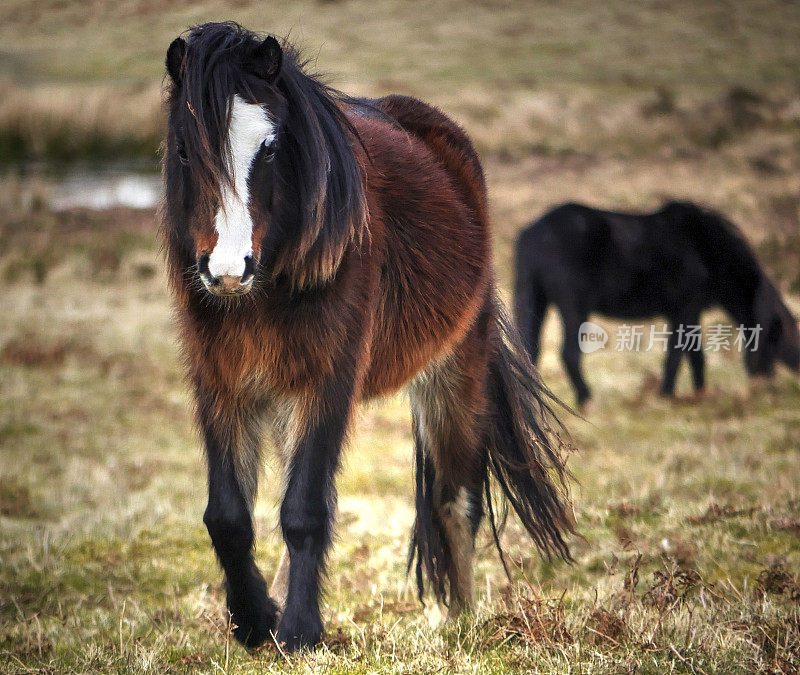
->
[166,37,187,86]
[250,35,282,83]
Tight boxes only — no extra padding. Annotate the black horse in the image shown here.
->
[514,201,800,404]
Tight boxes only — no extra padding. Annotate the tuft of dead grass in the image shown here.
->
[481,593,573,648]
[642,567,703,611]
[0,338,69,368]
[688,502,759,525]
[0,482,41,518]
[585,607,628,648]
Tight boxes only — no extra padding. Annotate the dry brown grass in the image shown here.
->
[0,193,797,671]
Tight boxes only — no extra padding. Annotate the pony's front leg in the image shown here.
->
[200,407,279,649]
[275,390,352,652]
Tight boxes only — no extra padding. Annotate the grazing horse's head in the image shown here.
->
[163,22,365,297]
[745,277,800,377]
[680,203,800,380]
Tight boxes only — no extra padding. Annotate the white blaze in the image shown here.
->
[207,94,275,279]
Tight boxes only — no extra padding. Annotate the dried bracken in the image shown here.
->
[758,561,800,602]
[482,594,573,647]
[585,608,628,647]
[643,567,702,611]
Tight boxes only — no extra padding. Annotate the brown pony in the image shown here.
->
[162,22,574,652]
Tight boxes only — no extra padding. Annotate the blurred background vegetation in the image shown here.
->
[1,0,800,672]
[2,0,800,165]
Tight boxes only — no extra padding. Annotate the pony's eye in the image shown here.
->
[177,144,189,166]
[262,139,277,162]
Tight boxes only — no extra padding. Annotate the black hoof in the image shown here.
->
[275,613,323,653]
[227,584,280,649]
[232,610,279,650]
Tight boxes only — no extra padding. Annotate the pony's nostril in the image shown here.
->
[197,252,211,278]
[242,255,256,283]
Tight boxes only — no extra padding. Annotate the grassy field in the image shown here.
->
[1,195,799,672]
[2,0,800,672]
[2,0,800,164]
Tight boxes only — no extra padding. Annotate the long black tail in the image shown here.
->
[407,412,448,604]
[483,302,575,564]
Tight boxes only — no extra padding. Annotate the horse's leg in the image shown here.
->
[661,305,705,397]
[200,403,278,649]
[274,386,354,651]
[528,291,549,367]
[660,321,685,397]
[688,347,706,393]
[263,403,298,617]
[269,547,290,612]
[560,306,591,405]
[514,266,548,366]
[409,330,487,617]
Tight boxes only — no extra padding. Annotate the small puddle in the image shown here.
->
[3,164,163,212]
[49,170,162,211]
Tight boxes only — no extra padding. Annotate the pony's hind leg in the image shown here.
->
[409,334,488,616]
[198,396,279,650]
[514,263,548,367]
[270,547,290,612]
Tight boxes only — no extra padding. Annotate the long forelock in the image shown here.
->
[177,23,263,199]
